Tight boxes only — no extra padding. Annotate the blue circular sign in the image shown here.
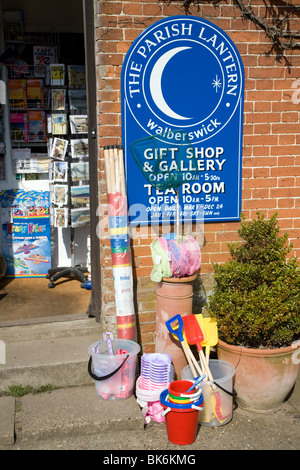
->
[123,16,244,144]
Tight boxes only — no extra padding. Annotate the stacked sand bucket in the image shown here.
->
[168,379,203,404]
[160,380,204,445]
[136,353,175,423]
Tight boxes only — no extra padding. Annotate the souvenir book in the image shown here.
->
[28,111,47,142]
[8,79,27,109]
[50,64,65,86]
[10,113,29,141]
[26,79,45,109]
[33,45,57,78]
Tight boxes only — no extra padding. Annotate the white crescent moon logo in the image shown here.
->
[149,46,192,120]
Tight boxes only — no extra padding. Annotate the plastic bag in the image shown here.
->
[150,238,172,282]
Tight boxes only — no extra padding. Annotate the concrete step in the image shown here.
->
[0,314,102,391]
[0,315,144,448]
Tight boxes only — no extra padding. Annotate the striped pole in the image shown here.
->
[104,145,136,341]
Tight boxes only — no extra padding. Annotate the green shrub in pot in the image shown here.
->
[207,212,300,411]
[208,212,300,349]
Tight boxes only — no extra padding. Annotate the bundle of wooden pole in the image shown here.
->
[103,145,126,196]
[103,145,136,341]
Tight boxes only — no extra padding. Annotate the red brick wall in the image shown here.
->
[95,0,300,352]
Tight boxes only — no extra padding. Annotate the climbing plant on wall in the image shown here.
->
[161,0,300,52]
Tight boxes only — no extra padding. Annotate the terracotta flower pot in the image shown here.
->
[155,274,197,378]
[217,338,300,412]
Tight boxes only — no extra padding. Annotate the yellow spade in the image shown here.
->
[201,316,218,365]
[195,313,208,348]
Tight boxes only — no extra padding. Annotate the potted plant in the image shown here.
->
[207,212,300,412]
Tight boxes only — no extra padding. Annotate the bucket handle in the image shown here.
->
[213,381,237,398]
[161,403,203,416]
[88,354,129,381]
[161,407,171,416]
[191,404,204,411]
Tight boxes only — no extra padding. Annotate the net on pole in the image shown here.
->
[129,130,197,191]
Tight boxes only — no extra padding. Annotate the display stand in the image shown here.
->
[47,65,90,288]
[46,227,88,288]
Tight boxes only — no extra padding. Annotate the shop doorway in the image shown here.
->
[0,0,99,325]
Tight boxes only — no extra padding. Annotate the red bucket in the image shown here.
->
[160,389,203,445]
[168,380,194,397]
[168,380,200,404]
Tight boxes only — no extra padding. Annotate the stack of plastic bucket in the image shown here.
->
[181,359,235,426]
[160,380,204,445]
[88,338,140,400]
[136,353,175,423]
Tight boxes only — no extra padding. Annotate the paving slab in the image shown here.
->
[20,386,144,442]
[0,396,15,446]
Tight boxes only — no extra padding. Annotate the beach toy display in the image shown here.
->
[135,353,175,423]
[88,337,140,400]
[165,313,236,427]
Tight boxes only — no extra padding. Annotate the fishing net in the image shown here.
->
[129,130,197,191]
[130,130,202,279]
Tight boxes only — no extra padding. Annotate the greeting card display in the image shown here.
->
[69,115,88,134]
[50,137,68,160]
[71,139,88,158]
[51,114,67,134]
[52,161,68,182]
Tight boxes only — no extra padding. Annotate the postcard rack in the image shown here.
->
[46,65,90,288]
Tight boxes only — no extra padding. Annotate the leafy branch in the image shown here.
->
[161,0,300,52]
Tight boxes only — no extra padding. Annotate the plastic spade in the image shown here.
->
[103,332,114,355]
[182,315,213,381]
[183,316,224,422]
[195,314,208,347]
[170,323,204,376]
[165,314,198,379]
[202,317,218,364]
